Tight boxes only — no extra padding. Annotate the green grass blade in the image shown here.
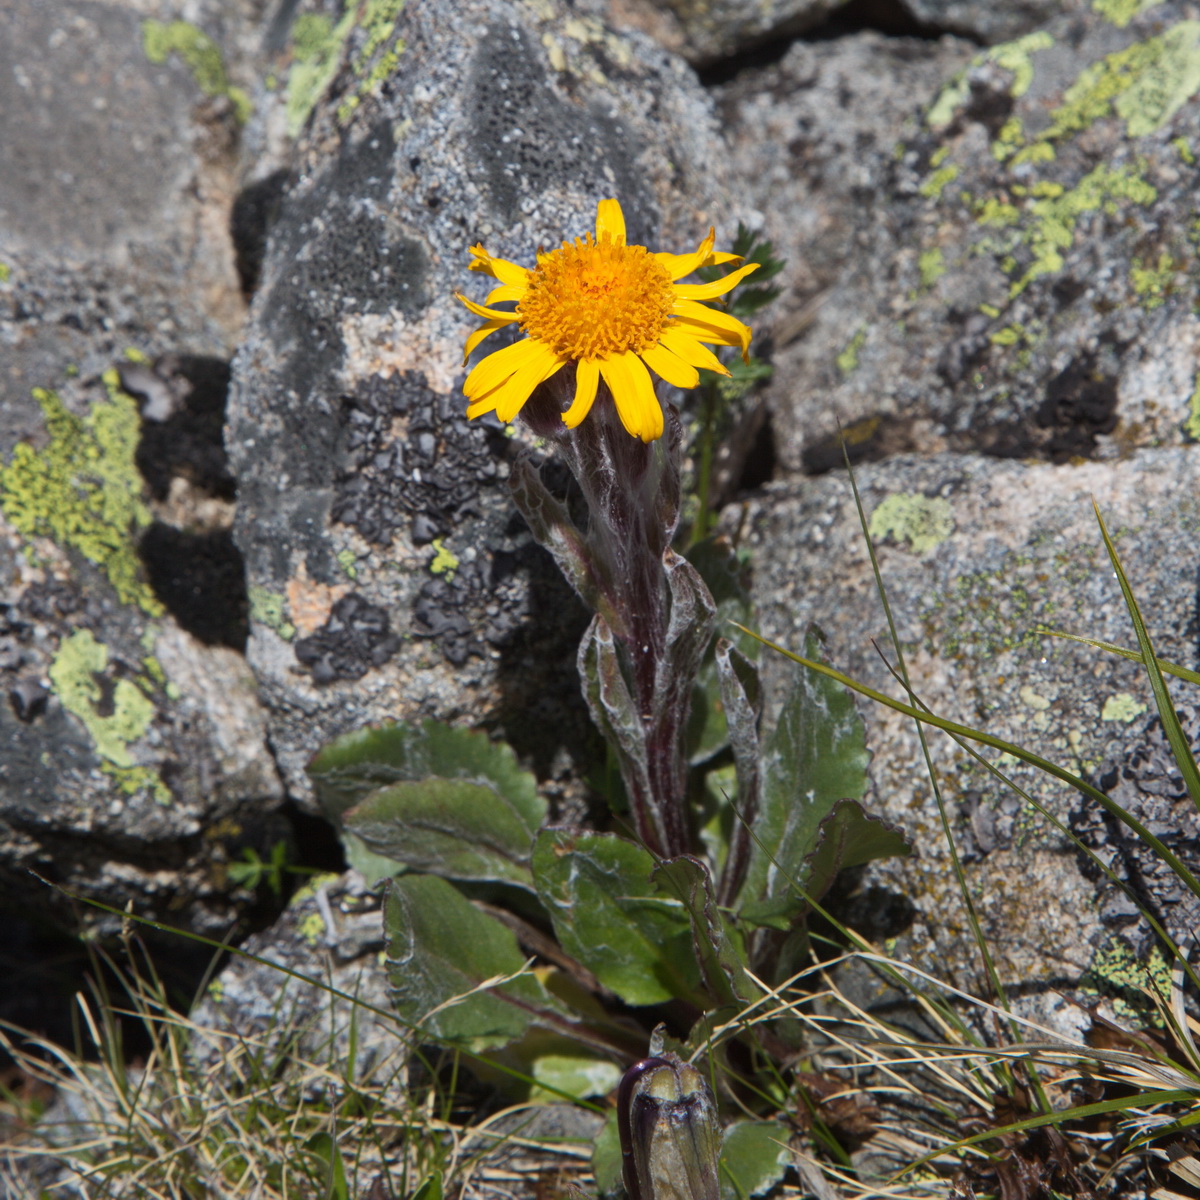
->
[1039,628,1200,687]
[732,626,1200,905]
[1093,501,1200,811]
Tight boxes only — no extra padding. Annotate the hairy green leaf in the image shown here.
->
[308,719,544,830]
[532,830,702,1007]
[383,874,565,1050]
[345,777,541,889]
[652,856,756,1007]
[718,1121,791,1200]
[737,625,869,919]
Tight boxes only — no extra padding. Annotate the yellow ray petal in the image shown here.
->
[468,245,530,286]
[485,282,526,305]
[639,341,700,390]
[456,292,521,323]
[464,336,542,399]
[467,343,564,422]
[595,198,627,246]
[671,299,753,360]
[463,318,511,363]
[600,351,663,442]
[562,359,600,428]
[672,261,760,301]
[655,228,716,281]
[658,327,730,375]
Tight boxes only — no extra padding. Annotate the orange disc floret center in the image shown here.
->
[517,235,675,360]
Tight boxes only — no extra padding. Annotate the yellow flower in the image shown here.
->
[455,199,759,442]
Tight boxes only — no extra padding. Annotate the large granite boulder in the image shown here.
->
[720,2,1200,476]
[743,449,1200,1030]
[226,0,745,811]
[0,0,285,935]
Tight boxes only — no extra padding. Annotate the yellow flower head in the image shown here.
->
[455,199,759,442]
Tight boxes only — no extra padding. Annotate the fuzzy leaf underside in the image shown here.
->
[531,829,702,1007]
[737,625,870,920]
[308,719,545,830]
[383,874,564,1050]
[345,777,540,889]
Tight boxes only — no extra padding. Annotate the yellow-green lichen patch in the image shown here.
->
[836,325,868,375]
[928,32,1054,129]
[1173,135,1196,163]
[141,20,251,124]
[0,263,10,283]
[248,586,295,640]
[919,164,960,200]
[1015,20,1200,162]
[1011,163,1157,295]
[1185,373,1200,440]
[868,494,954,554]
[1093,0,1165,26]
[336,548,360,580]
[104,763,172,806]
[49,630,155,768]
[1130,252,1180,308]
[1101,691,1148,721]
[429,538,459,576]
[1080,937,1170,1025]
[337,0,409,122]
[290,872,342,905]
[1,375,163,614]
[298,911,326,947]
[288,8,358,136]
[918,247,946,287]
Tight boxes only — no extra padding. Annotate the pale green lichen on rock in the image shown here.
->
[141,19,251,123]
[288,0,408,133]
[928,32,1054,129]
[429,538,459,576]
[918,246,946,287]
[1081,937,1170,1024]
[1183,374,1200,440]
[868,494,954,554]
[105,764,172,806]
[1130,252,1178,308]
[49,630,155,768]
[919,164,959,200]
[248,586,295,640]
[1094,0,1165,26]
[1101,692,1148,721]
[836,325,867,375]
[1012,162,1157,295]
[1014,20,1200,162]
[1,375,163,614]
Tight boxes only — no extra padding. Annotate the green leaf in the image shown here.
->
[345,777,541,890]
[531,829,702,1007]
[718,1121,791,1200]
[304,1131,349,1200]
[510,458,624,635]
[652,856,757,1007]
[383,874,566,1050]
[308,719,544,830]
[714,639,762,900]
[593,1112,624,1198]
[800,799,911,904]
[737,625,870,918]
[411,1175,443,1200]
[530,1048,622,1101]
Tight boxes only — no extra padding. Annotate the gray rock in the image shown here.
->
[743,447,1200,1025]
[0,0,285,934]
[719,5,1200,477]
[904,0,1082,44]
[227,0,746,809]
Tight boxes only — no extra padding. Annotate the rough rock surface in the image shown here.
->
[227,0,749,811]
[0,0,285,934]
[742,448,1200,1029]
[721,3,1200,477]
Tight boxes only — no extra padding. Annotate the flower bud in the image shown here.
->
[617,1053,720,1200]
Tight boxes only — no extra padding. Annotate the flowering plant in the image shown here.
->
[308,201,909,1146]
